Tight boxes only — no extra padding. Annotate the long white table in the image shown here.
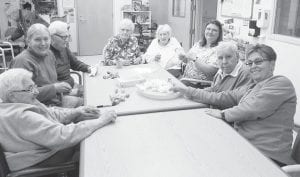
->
[80,109,288,177]
[84,63,207,116]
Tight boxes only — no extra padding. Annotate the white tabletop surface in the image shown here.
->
[80,109,288,177]
[84,63,207,116]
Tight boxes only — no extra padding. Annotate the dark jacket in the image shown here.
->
[50,35,90,87]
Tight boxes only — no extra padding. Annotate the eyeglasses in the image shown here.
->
[245,58,269,66]
[55,34,71,41]
[11,85,38,94]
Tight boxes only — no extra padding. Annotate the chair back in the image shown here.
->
[292,128,300,163]
[0,144,10,177]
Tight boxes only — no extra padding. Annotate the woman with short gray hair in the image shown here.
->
[0,68,117,172]
[143,24,184,77]
[103,19,143,66]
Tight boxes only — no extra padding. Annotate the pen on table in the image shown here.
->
[96,104,112,108]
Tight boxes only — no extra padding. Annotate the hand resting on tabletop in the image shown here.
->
[74,106,117,123]
[154,54,161,62]
[100,110,117,123]
[74,106,101,122]
[170,84,188,95]
[88,66,98,77]
[204,109,222,120]
[132,57,143,65]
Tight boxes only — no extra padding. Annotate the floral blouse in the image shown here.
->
[103,35,142,65]
[183,42,218,81]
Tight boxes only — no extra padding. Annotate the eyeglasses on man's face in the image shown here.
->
[11,84,38,94]
[55,34,71,41]
[245,58,270,67]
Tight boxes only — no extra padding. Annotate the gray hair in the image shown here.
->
[0,69,33,102]
[48,20,69,35]
[246,44,277,61]
[156,24,172,38]
[216,41,239,58]
[119,18,134,31]
[26,23,50,42]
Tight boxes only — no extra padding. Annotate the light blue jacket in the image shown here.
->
[0,102,103,171]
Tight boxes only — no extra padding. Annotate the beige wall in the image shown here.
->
[167,0,191,51]
[150,0,168,25]
[217,0,300,125]
[0,2,8,38]
[113,0,132,35]
[57,0,77,53]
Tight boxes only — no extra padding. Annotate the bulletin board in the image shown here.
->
[221,0,253,19]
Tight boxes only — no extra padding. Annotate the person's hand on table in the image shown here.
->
[54,82,72,94]
[154,54,161,62]
[204,109,222,119]
[132,57,143,65]
[100,110,117,124]
[75,106,101,121]
[88,66,98,77]
[170,84,188,95]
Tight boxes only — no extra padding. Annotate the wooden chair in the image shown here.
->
[0,144,77,177]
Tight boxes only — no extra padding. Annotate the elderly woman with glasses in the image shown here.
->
[103,18,143,66]
[143,24,184,77]
[172,44,297,167]
[11,23,82,108]
[48,21,97,99]
[0,68,117,172]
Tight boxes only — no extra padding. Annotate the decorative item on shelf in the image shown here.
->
[136,14,149,23]
[141,5,150,11]
[122,0,151,52]
[132,0,142,11]
[32,0,58,15]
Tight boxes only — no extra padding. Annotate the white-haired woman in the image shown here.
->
[48,21,97,97]
[11,23,82,108]
[143,24,184,77]
[0,68,117,172]
[103,18,143,66]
